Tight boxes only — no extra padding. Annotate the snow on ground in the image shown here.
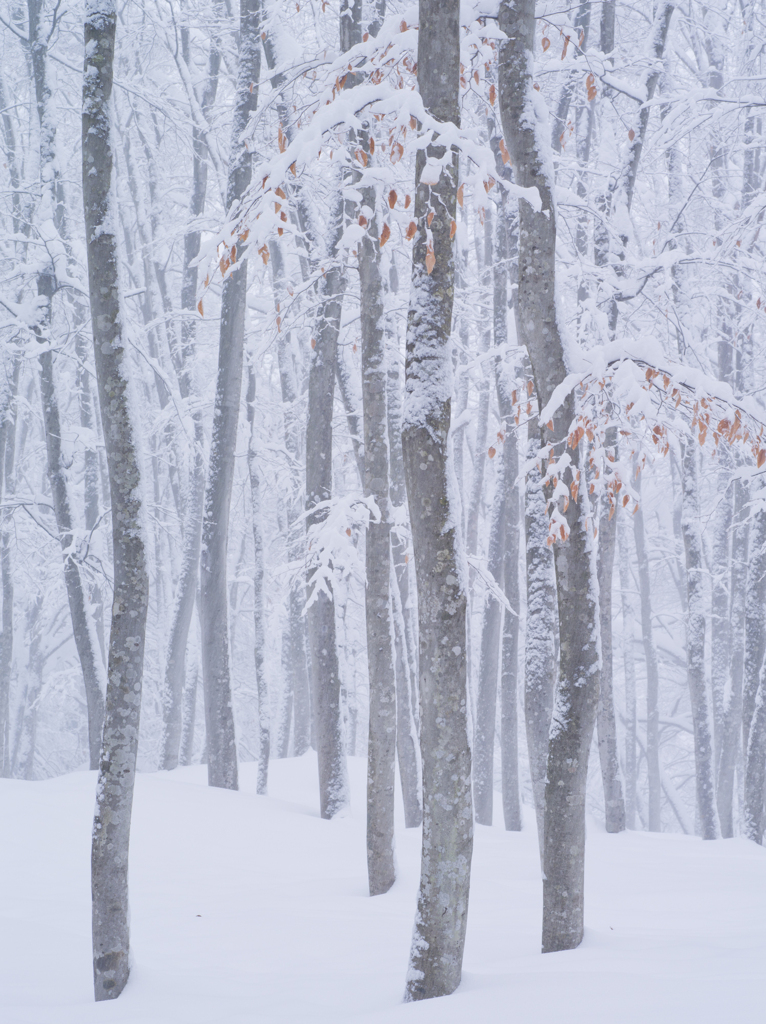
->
[1,754,765,1023]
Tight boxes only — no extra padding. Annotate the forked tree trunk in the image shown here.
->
[199,0,261,791]
[402,0,472,1002]
[499,0,601,954]
[680,441,719,840]
[83,0,149,999]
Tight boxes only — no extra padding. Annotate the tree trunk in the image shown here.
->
[359,115,396,894]
[597,448,626,833]
[402,0,472,1002]
[160,30,220,771]
[680,441,719,840]
[199,0,262,791]
[499,0,601,954]
[246,363,270,794]
[618,516,638,829]
[305,195,349,818]
[83,0,149,999]
[0,354,20,777]
[743,510,766,753]
[717,478,748,836]
[633,474,661,831]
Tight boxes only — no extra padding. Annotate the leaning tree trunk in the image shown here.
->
[30,0,105,769]
[402,0,472,1002]
[680,441,719,840]
[499,0,601,954]
[198,0,261,791]
[83,0,149,999]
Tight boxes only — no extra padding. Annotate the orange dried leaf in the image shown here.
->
[380,223,391,247]
[406,221,417,241]
[488,447,496,459]
[425,246,436,275]
[197,299,204,317]
[388,189,397,208]
[450,219,457,239]
[489,83,496,105]
[457,184,464,207]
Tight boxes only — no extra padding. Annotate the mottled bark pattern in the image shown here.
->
[83,0,149,1000]
[305,200,349,818]
[499,0,601,953]
[402,0,472,1002]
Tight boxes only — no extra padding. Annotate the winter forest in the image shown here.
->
[1,0,765,1019]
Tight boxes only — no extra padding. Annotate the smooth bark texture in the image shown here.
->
[199,0,261,791]
[359,127,396,894]
[402,0,472,1001]
[160,29,220,771]
[246,364,270,794]
[499,0,601,954]
[633,474,661,831]
[680,442,719,840]
[618,516,638,829]
[83,0,149,999]
[597,457,625,833]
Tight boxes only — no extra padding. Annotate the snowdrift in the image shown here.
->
[1,754,764,1023]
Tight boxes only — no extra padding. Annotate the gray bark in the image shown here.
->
[499,0,601,954]
[402,0,472,1001]
[0,354,21,776]
[246,363,270,794]
[29,0,105,770]
[680,442,719,840]
[710,479,731,756]
[717,479,748,836]
[160,29,220,771]
[597,445,625,833]
[359,107,396,894]
[388,326,422,828]
[618,516,638,829]
[199,0,262,791]
[633,473,661,831]
[83,0,149,999]
[305,196,349,817]
[523,415,557,856]
[743,510,766,753]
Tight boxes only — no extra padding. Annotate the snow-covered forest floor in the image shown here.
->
[1,756,764,1024]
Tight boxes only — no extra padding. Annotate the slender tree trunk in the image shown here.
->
[83,0,149,999]
[499,0,601,954]
[710,478,732,757]
[717,479,748,835]
[618,516,638,829]
[160,31,220,771]
[597,448,626,833]
[359,117,396,894]
[0,355,20,777]
[633,475,661,831]
[388,323,422,828]
[743,510,766,753]
[199,0,262,791]
[523,416,557,856]
[246,363,270,794]
[402,0,472,1002]
[680,442,719,840]
[179,662,199,767]
[744,665,766,843]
